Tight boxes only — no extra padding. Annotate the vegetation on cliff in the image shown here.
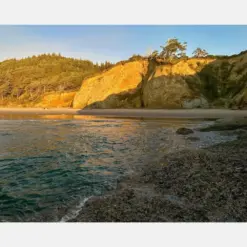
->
[0,53,114,106]
[198,50,247,108]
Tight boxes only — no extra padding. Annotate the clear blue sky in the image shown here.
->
[0,25,246,63]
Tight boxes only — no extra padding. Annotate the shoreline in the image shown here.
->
[2,111,247,222]
[70,126,247,222]
[1,108,247,119]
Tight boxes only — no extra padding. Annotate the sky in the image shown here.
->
[0,25,247,63]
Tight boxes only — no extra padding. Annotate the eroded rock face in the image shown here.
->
[142,59,213,108]
[198,52,247,109]
[182,97,209,109]
[73,61,148,109]
[36,92,76,108]
[143,75,193,108]
[73,58,216,109]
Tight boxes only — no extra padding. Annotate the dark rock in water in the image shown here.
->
[186,136,200,141]
[176,127,194,135]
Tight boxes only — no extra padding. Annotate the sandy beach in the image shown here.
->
[1,108,247,119]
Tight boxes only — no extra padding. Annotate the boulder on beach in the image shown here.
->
[176,127,194,135]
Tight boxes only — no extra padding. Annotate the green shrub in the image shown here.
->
[0,54,114,104]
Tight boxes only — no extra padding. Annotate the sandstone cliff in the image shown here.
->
[73,52,247,109]
[36,92,76,108]
[141,58,214,108]
[73,61,148,109]
[73,58,214,109]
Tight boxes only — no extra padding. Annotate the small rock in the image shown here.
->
[176,127,194,135]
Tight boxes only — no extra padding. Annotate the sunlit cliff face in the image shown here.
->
[72,58,215,109]
[37,92,76,108]
[73,61,148,109]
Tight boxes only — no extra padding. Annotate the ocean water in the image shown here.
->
[0,114,236,222]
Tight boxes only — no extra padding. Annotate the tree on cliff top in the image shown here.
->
[160,38,187,60]
[148,50,159,59]
[192,48,209,58]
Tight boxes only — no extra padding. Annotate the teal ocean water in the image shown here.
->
[0,115,235,222]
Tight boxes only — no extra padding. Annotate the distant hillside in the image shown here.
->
[0,53,113,107]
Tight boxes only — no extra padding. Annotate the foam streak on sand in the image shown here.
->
[60,197,92,222]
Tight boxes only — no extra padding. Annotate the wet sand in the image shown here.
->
[0,108,247,119]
